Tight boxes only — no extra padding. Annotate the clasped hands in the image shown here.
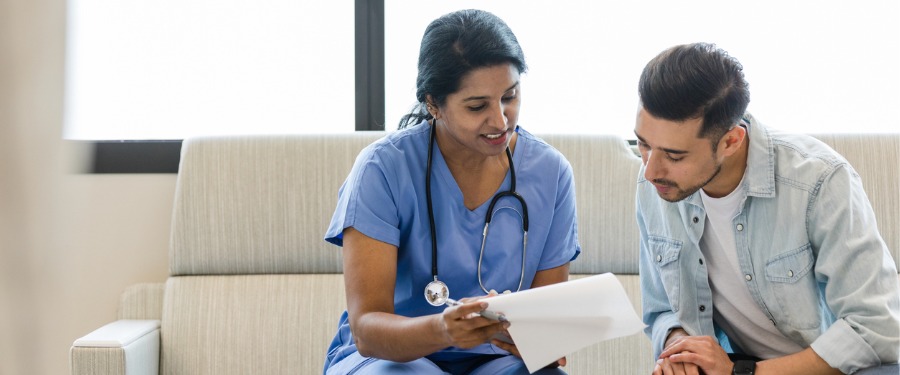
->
[653,328,733,375]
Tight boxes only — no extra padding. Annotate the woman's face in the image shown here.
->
[431,63,521,159]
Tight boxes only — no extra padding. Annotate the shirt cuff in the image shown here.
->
[810,318,880,374]
[651,313,681,358]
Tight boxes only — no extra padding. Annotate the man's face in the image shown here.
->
[634,108,722,202]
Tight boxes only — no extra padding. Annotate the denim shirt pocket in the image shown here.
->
[765,243,820,329]
[649,236,683,312]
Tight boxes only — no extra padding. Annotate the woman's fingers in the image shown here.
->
[491,334,520,357]
[441,303,509,348]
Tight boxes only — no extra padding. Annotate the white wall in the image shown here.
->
[0,0,171,373]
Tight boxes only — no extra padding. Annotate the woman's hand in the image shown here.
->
[345,227,504,362]
[490,329,517,354]
[488,264,571,367]
[492,341,566,369]
[439,300,509,349]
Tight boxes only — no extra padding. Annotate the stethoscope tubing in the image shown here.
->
[425,120,528,295]
[425,120,439,282]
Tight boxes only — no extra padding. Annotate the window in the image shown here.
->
[67,1,899,171]
[65,0,355,140]
[386,0,900,138]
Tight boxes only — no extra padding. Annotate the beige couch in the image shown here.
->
[70,132,899,374]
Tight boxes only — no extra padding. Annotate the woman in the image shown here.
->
[324,9,580,375]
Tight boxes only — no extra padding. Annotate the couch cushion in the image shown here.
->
[160,274,346,375]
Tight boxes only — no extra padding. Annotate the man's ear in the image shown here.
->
[718,125,747,157]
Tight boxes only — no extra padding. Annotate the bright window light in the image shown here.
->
[64,0,354,140]
[386,0,900,138]
[66,1,899,140]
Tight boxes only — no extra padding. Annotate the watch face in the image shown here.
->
[733,360,756,375]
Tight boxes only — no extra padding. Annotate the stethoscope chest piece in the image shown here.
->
[424,277,449,306]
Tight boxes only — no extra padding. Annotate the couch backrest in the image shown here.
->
[169,133,383,275]
[169,132,898,276]
[169,133,645,277]
[540,135,644,274]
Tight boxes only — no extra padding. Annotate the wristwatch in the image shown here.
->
[732,360,756,375]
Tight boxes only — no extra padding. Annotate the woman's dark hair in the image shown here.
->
[638,43,750,146]
[398,9,527,129]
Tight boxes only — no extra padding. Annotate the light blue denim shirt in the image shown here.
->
[637,114,900,374]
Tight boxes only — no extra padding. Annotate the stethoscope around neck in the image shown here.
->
[423,119,529,307]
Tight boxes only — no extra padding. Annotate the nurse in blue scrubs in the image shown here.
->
[324,9,581,375]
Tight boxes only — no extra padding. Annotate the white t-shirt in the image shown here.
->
[699,181,804,358]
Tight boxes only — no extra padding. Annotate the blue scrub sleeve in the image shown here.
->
[324,146,402,248]
[537,160,581,270]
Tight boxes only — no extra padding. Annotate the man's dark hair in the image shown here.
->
[639,43,750,144]
[398,9,527,129]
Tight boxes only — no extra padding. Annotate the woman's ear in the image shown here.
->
[425,95,439,119]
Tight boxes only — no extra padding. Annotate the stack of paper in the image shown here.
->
[483,273,645,373]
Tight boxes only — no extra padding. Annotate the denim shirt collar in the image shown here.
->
[743,113,776,198]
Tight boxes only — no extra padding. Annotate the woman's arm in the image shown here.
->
[530,262,570,288]
[342,227,507,362]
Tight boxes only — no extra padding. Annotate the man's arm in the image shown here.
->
[635,187,680,356]
[636,184,684,358]
[755,348,842,375]
[806,164,900,371]
[662,335,842,375]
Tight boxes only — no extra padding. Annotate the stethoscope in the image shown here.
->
[423,119,529,306]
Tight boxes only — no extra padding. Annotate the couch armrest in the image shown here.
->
[70,320,160,375]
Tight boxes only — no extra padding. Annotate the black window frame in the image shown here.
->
[83,0,385,174]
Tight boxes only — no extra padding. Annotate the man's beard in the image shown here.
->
[653,162,722,203]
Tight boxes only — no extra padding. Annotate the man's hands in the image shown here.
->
[654,328,700,375]
[660,335,734,375]
[652,329,733,375]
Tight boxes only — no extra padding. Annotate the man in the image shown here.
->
[635,43,899,375]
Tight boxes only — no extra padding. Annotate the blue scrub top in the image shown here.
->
[323,121,580,368]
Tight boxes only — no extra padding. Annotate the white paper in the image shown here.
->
[482,273,645,373]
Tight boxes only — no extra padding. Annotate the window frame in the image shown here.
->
[81,0,385,173]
